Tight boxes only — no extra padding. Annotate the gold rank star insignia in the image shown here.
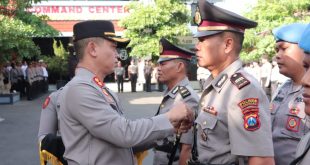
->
[194,7,202,25]
[93,76,104,88]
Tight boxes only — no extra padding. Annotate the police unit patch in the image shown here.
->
[238,98,260,131]
[286,116,300,132]
[244,110,260,131]
[242,109,260,131]
[238,98,259,110]
[179,86,191,99]
[230,73,250,90]
[43,96,51,109]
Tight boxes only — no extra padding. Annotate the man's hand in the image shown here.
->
[165,101,194,132]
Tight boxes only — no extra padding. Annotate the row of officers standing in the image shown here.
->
[0,60,48,99]
[38,0,310,165]
[114,59,158,93]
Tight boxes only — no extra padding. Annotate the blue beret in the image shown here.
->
[299,24,310,53]
[272,23,307,43]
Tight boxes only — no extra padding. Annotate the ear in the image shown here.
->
[224,37,234,54]
[176,61,183,73]
[86,41,97,58]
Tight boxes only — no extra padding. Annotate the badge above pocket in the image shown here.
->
[196,109,218,130]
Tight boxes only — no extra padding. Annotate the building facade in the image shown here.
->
[28,0,132,36]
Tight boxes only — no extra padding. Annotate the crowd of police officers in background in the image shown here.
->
[20,0,310,164]
[0,60,48,100]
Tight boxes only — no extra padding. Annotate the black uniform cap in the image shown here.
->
[73,20,130,48]
[158,38,195,63]
[194,0,258,38]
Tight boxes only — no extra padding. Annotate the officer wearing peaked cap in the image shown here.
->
[151,38,199,165]
[58,20,194,165]
[292,24,310,165]
[189,0,274,164]
[271,23,310,165]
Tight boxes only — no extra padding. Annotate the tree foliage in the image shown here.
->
[241,0,310,62]
[0,0,59,63]
[42,40,69,80]
[119,0,190,58]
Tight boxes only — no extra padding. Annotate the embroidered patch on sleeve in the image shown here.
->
[238,98,260,131]
[230,73,250,90]
[42,96,51,109]
[242,109,260,131]
[286,116,301,132]
[238,98,259,109]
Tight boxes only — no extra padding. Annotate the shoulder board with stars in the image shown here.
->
[178,86,191,99]
[230,73,250,90]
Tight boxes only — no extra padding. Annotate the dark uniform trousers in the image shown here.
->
[117,75,124,92]
[130,73,137,92]
[145,74,152,92]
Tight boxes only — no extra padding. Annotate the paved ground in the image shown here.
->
[0,82,187,165]
[0,81,201,165]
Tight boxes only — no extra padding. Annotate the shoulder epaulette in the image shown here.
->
[178,86,191,99]
[230,73,250,90]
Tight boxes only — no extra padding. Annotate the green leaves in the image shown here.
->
[0,0,59,63]
[42,40,69,80]
[0,16,40,61]
[119,0,191,58]
[241,0,310,62]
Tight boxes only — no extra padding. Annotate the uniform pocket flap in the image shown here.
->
[281,128,303,140]
[196,111,218,130]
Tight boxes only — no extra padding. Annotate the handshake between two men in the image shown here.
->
[165,101,195,133]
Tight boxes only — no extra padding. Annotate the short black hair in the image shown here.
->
[174,58,190,74]
[221,32,244,54]
[74,37,104,60]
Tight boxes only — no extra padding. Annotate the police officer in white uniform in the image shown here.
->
[271,23,310,165]
[188,1,274,164]
[58,20,193,165]
[153,38,200,165]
